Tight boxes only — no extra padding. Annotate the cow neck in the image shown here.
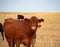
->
[27,29,36,38]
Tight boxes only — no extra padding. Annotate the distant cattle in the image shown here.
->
[0,23,4,40]
[3,16,44,47]
[17,15,24,21]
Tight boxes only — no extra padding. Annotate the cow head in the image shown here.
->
[24,16,44,30]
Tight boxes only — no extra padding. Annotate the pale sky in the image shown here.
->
[0,0,60,12]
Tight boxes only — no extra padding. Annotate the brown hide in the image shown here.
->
[3,16,44,47]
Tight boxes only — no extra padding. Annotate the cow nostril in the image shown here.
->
[32,26,36,30]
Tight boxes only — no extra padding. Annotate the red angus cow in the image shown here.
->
[3,16,44,47]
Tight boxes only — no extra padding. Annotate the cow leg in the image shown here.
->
[12,41,15,47]
[31,38,36,47]
[16,40,20,47]
[6,38,13,47]
[1,31,4,40]
[27,44,31,47]
[31,34,36,47]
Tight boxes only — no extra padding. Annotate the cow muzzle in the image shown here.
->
[31,26,36,30]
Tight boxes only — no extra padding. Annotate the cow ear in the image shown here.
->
[24,18,30,22]
[38,18,44,23]
[38,25,41,28]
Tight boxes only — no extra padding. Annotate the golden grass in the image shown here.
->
[0,12,60,47]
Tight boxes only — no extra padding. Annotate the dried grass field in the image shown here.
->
[0,12,60,47]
